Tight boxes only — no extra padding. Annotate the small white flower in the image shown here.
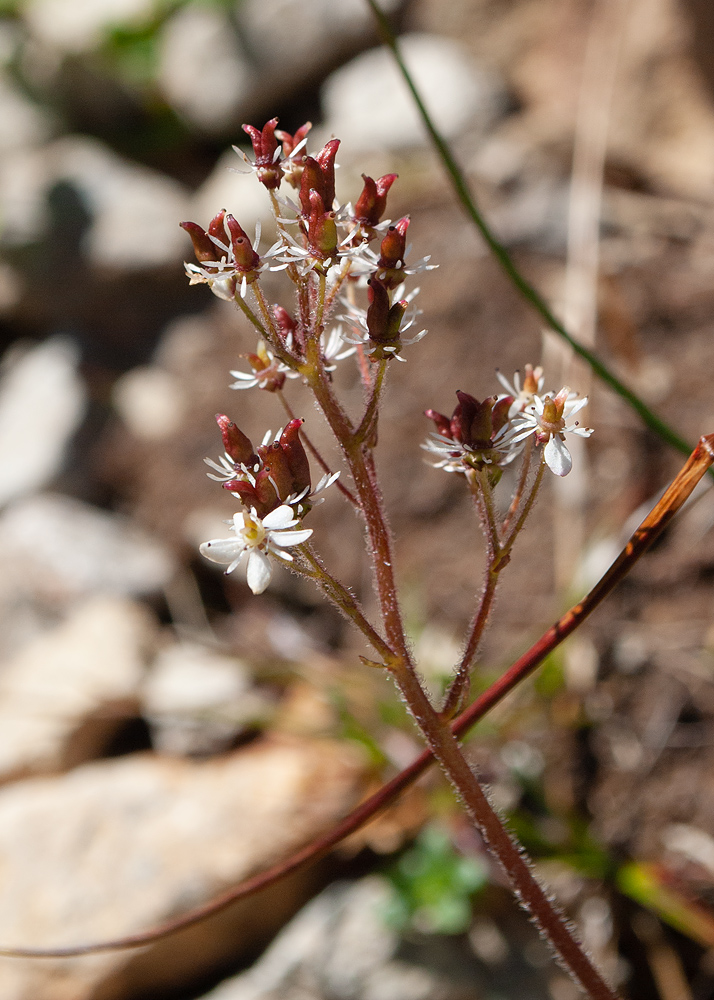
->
[229,341,299,391]
[496,364,545,417]
[500,386,593,476]
[199,505,313,594]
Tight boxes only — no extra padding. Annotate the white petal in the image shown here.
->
[544,436,572,476]
[270,527,313,547]
[246,550,272,594]
[200,538,244,565]
[263,505,298,529]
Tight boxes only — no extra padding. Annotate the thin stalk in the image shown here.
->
[501,436,533,536]
[353,359,387,447]
[365,0,704,471]
[5,434,711,959]
[251,281,281,344]
[312,270,328,337]
[441,565,498,719]
[468,468,500,560]
[234,293,268,338]
[277,392,359,507]
[323,257,352,315]
[296,544,394,662]
[500,455,547,562]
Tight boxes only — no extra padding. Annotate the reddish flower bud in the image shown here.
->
[242,118,282,190]
[377,217,410,288]
[353,173,398,227]
[180,210,227,263]
[275,122,312,188]
[365,278,407,360]
[279,419,311,497]
[314,138,340,209]
[366,277,390,341]
[424,408,451,438]
[298,139,340,215]
[224,476,279,519]
[275,122,312,159]
[216,415,257,467]
[306,190,338,262]
[225,214,261,281]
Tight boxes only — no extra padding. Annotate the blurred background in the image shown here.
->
[2,0,714,997]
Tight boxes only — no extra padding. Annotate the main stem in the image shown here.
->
[310,363,619,1000]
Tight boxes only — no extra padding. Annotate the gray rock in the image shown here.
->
[203,878,451,1000]
[321,34,508,153]
[0,339,86,508]
[0,596,154,778]
[142,642,272,756]
[0,136,190,265]
[157,4,250,133]
[0,737,367,999]
[0,493,174,606]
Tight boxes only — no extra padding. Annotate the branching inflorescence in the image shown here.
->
[181,118,622,998]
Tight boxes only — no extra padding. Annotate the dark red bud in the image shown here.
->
[314,138,340,208]
[242,118,282,189]
[378,217,409,270]
[279,419,311,495]
[225,215,261,273]
[306,190,338,260]
[353,173,398,226]
[491,396,514,435]
[425,408,452,438]
[216,415,257,466]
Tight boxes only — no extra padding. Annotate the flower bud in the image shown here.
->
[180,210,227,263]
[306,190,338,262]
[298,139,340,215]
[216,415,257,466]
[278,418,311,496]
[242,118,282,190]
[377,217,410,289]
[225,214,261,283]
[353,173,398,227]
[275,122,312,189]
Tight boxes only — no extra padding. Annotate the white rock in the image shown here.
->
[0,738,367,999]
[0,338,85,507]
[321,34,507,152]
[0,493,174,601]
[203,877,450,1000]
[0,596,153,778]
[23,0,154,55]
[143,643,271,755]
[48,135,191,266]
[158,3,250,133]
[0,136,190,263]
[239,0,402,78]
[112,365,187,441]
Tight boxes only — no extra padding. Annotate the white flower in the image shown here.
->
[496,364,545,417]
[229,341,299,391]
[199,505,312,594]
[500,386,593,476]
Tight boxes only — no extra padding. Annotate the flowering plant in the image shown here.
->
[2,105,713,1000]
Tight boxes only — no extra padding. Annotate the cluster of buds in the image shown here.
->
[424,368,593,478]
[200,415,337,593]
[185,120,593,595]
[206,415,335,519]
